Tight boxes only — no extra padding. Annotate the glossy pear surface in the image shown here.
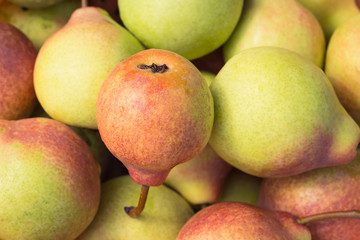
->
[209,47,360,178]
[78,175,194,240]
[97,49,214,186]
[34,7,144,129]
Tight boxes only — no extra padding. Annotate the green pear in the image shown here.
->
[209,46,360,178]
[200,70,216,87]
[296,0,359,40]
[34,6,144,129]
[8,0,65,8]
[0,117,101,240]
[258,151,360,240]
[217,168,262,205]
[177,202,311,240]
[118,0,244,60]
[0,0,80,50]
[325,14,360,125]
[77,175,194,240]
[165,144,232,205]
[223,0,325,67]
[0,21,37,120]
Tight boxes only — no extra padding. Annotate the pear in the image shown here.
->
[258,151,360,240]
[165,144,232,205]
[216,168,262,205]
[96,49,214,187]
[8,0,65,8]
[77,175,194,240]
[118,0,244,60]
[296,0,359,40]
[0,117,101,240]
[223,0,325,67]
[0,21,37,120]
[0,0,80,50]
[209,46,360,178]
[177,202,312,240]
[34,6,144,129]
[325,14,360,125]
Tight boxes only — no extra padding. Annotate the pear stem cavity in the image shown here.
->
[81,0,88,8]
[137,63,169,73]
[296,210,360,225]
[124,185,150,218]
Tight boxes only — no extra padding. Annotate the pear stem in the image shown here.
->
[297,210,360,225]
[124,185,150,218]
[81,0,88,8]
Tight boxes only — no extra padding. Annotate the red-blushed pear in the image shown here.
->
[0,117,101,240]
[325,14,360,125]
[177,202,312,240]
[165,144,232,205]
[223,0,325,67]
[96,48,214,217]
[0,21,37,120]
[77,175,194,240]
[258,151,360,240]
[209,47,360,178]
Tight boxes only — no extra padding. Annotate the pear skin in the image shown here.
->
[258,151,360,240]
[177,202,311,240]
[209,47,360,178]
[34,6,144,129]
[0,118,100,240]
[224,0,325,67]
[77,175,194,240]
[0,21,37,120]
[325,14,360,125]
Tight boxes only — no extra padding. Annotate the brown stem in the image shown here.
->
[81,0,88,8]
[297,210,360,225]
[124,185,150,218]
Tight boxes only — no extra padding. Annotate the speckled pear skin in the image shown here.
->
[0,117,101,240]
[224,0,325,67]
[209,47,360,178]
[325,14,360,125]
[96,49,214,186]
[0,21,37,120]
[177,202,311,240]
[77,175,194,240]
[34,7,144,129]
[258,151,360,240]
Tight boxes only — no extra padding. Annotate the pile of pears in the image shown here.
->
[1,0,360,239]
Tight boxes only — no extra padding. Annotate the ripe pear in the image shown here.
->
[0,117,101,240]
[209,46,360,178]
[325,14,360,125]
[224,0,325,67]
[77,175,194,240]
[34,6,144,129]
[0,21,37,120]
[177,202,311,240]
[296,0,359,40]
[97,49,214,186]
[0,0,80,50]
[118,0,244,60]
[8,0,65,8]
[165,144,232,205]
[258,151,360,240]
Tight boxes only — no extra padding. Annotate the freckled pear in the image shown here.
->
[96,49,214,186]
[209,46,360,178]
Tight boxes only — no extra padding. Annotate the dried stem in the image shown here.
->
[124,185,150,218]
[297,210,360,225]
[81,0,88,8]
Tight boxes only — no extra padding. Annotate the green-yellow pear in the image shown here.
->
[8,0,65,8]
[77,175,194,240]
[296,0,359,40]
[34,6,144,129]
[325,14,360,125]
[224,0,325,67]
[209,46,360,178]
[118,0,244,60]
[0,0,80,50]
